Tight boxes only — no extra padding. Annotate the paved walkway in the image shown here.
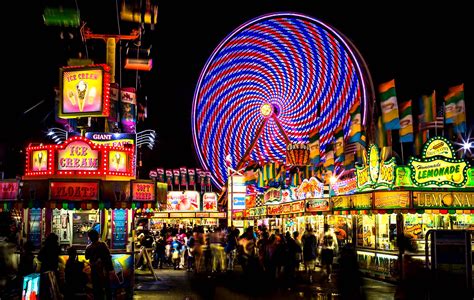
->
[134,266,397,299]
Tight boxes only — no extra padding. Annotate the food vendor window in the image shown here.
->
[452,214,474,230]
[328,215,353,247]
[376,214,398,251]
[357,215,375,248]
[403,213,452,252]
[72,210,100,247]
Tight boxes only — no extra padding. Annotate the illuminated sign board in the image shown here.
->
[59,64,110,118]
[166,191,201,211]
[131,181,155,201]
[305,198,330,212]
[249,206,267,218]
[331,177,357,195]
[0,181,19,201]
[351,193,372,209]
[58,141,99,171]
[108,151,128,172]
[49,181,99,201]
[169,212,196,218]
[267,201,305,216]
[413,191,474,209]
[58,140,99,171]
[24,136,134,179]
[85,132,135,148]
[374,191,410,209]
[332,193,372,210]
[31,150,48,171]
[203,192,218,211]
[228,175,246,210]
[356,144,395,191]
[408,137,469,188]
[264,188,281,204]
[209,212,226,218]
[332,195,351,210]
[298,177,324,198]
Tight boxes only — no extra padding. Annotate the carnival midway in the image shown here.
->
[0,4,471,300]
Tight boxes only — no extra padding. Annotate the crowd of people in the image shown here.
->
[137,223,354,288]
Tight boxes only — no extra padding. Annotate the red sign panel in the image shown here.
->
[50,181,99,201]
[0,181,19,201]
[132,181,156,201]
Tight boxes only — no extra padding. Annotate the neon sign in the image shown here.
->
[49,181,99,201]
[58,140,99,171]
[131,181,155,201]
[408,137,469,187]
[59,65,110,118]
[356,144,395,191]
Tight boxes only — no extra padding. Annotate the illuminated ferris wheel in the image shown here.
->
[192,12,372,188]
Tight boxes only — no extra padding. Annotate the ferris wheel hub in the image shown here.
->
[260,103,273,118]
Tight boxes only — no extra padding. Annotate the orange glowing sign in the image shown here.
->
[59,65,110,118]
[57,140,99,171]
[31,150,48,171]
[108,151,128,172]
[131,181,155,201]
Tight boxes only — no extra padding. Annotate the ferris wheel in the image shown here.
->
[192,12,371,188]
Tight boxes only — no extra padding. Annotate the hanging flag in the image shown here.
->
[421,90,436,123]
[291,168,302,187]
[244,163,258,186]
[414,115,428,156]
[348,104,362,143]
[309,129,320,165]
[379,79,401,130]
[399,100,414,142]
[323,142,334,172]
[376,117,387,148]
[257,167,265,188]
[334,125,345,164]
[263,162,276,185]
[449,84,466,134]
[343,149,355,170]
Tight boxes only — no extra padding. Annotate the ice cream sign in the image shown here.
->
[408,137,469,187]
[356,144,395,191]
[59,64,110,118]
[58,140,99,171]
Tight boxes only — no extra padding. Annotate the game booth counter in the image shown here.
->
[20,136,139,298]
[141,191,227,233]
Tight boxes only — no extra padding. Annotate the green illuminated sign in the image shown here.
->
[408,137,469,188]
[356,144,396,191]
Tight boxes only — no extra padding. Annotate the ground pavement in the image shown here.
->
[134,265,397,300]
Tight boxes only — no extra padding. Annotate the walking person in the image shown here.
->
[302,227,317,283]
[320,224,338,282]
[85,229,117,300]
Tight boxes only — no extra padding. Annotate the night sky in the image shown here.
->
[1,1,469,179]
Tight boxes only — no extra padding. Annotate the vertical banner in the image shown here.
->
[205,171,212,189]
[188,169,196,190]
[173,169,180,189]
[111,209,127,249]
[156,168,165,182]
[165,170,173,188]
[121,88,137,133]
[180,167,188,189]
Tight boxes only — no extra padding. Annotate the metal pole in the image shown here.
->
[230,169,233,228]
